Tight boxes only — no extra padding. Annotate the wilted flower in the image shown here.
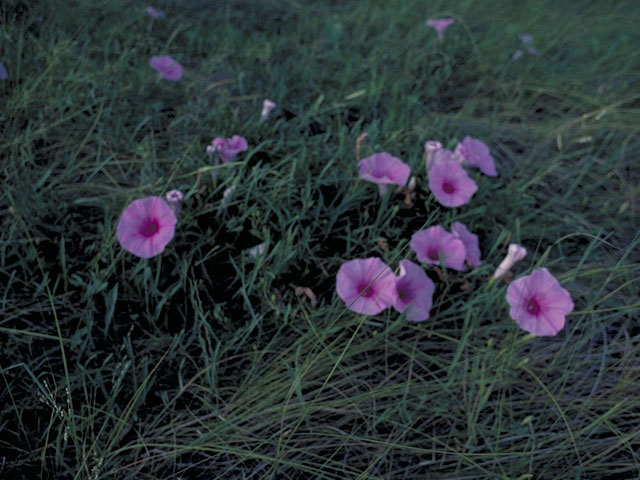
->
[410,225,467,271]
[219,184,237,212]
[0,61,7,80]
[358,152,411,195]
[294,286,318,308]
[451,221,482,268]
[426,18,455,41]
[393,259,435,322]
[209,135,248,163]
[453,137,497,176]
[336,257,397,315]
[493,243,527,279]
[149,55,183,81]
[117,196,177,258]
[506,268,574,336]
[145,6,164,31]
[355,132,369,161]
[145,6,165,19]
[519,33,539,54]
[519,33,534,45]
[260,99,277,122]
[165,189,184,216]
[428,160,478,207]
[512,33,539,60]
[403,176,417,207]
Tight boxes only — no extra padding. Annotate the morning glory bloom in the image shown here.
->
[451,221,482,268]
[336,257,397,315]
[453,137,497,176]
[149,55,183,81]
[411,225,467,271]
[208,135,248,163]
[358,152,411,196]
[117,196,177,258]
[393,259,435,322]
[506,268,574,336]
[428,160,478,207]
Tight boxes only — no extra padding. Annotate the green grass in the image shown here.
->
[1,0,639,478]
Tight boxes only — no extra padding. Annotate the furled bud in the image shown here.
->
[493,243,527,279]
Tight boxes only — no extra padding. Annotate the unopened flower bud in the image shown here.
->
[407,176,416,192]
[260,99,277,123]
[165,189,184,216]
[424,141,443,171]
[493,243,527,279]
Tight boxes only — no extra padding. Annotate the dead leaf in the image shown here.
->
[355,132,369,162]
[294,286,318,307]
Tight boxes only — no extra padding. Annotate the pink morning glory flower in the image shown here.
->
[145,6,165,19]
[358,152,411,195]
[451,221,482,268]
[426,18,455,41]
[0,61,7,80]
[453,137,497,176]
[209,135,248,163]
[428,160,478,207]
[260,99,277,122]
[336,257,397,315]
[506,268,574,336]
[149,55,183,81]
[117,196,177,258]
[410,225,467,271]
[393,259,435,322]
[493,243,527,279]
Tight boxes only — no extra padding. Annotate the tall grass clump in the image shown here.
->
[1,0,639,478]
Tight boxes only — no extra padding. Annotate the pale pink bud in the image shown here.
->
[218,185,237,214]
[260,99,277,122]
[424,141,442,171]
[165,189,184,216]
[206,144,217,156]
[493,243,527,279]
[407,176,416,192]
